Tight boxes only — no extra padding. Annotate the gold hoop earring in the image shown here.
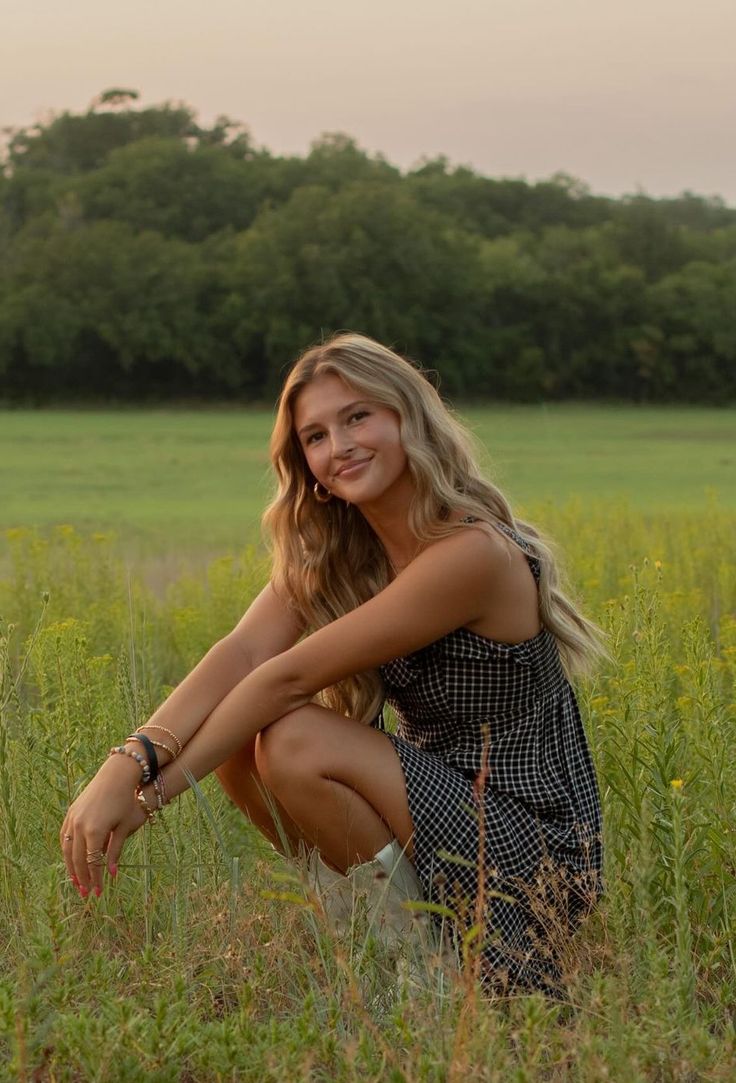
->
[313,481,333,503]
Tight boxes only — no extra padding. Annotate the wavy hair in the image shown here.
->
[263,333,606,723]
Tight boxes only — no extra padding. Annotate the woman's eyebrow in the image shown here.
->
[297,401,370,437]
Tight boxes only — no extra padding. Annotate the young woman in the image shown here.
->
[60,334,604,992]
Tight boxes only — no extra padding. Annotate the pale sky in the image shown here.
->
[2,0,735,203]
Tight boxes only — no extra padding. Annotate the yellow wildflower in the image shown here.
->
[670,779,684,790]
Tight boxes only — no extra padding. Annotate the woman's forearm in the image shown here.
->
[132,634,255,769]
[145,657,306,805]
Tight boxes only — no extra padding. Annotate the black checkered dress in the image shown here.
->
[373,519,603,992]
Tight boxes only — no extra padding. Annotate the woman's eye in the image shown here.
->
[306,432,324,445]
[349,411,368,423]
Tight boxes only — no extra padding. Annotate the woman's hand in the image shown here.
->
[60,754,148,898]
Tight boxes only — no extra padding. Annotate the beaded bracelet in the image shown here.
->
[136,724,183,757]
[109,745,151,784]
[126,733,159,782]
[135,786,158,824]
[152,773,168,810]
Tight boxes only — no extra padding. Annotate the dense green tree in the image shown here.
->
[299,133,401,191]
[1,166,71,232]
[475,227,649,399]
[610,197,697,281]
[219,181,488,397]
[0,219,235,398]
[6,101,199,174]
[641,260,736,401]
[406,161,612,239]
[642,192,736,232]
[77,138,275,241]
[1,94,734,403]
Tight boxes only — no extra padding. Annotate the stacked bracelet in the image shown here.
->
[136,724,182,757]
[109,724,180,798]
[109,745,151,784]
[126,735,176,759]
[125,733,159,782]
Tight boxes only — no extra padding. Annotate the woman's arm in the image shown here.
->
[60,580,304,893]
[130,581,305,770]
[147,527,503,804]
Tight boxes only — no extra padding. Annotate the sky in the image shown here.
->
[2,0,735,203]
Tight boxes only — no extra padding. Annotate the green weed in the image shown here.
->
[1,510,735,1080]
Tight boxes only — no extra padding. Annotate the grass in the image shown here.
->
[1,406,736,1079]
[1,405,734,560]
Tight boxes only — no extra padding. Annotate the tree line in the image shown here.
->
[1,90,735,403]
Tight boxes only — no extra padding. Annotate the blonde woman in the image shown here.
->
[60,333,604,992]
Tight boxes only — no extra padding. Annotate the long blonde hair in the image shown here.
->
[263,333,605,723]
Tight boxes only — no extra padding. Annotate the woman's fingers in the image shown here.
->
[61,780,150,901]
[71,832,89,894]
[66,824,107,896]
[62,812,143,900]
[76,832,102,894]
[85,834,108,897]
[61,827,119,898]
[60,821,79,887]
[106,825,129,880]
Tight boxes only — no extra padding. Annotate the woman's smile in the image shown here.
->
[293,373,410,507]
[334,457,372,480]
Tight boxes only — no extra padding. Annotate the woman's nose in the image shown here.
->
[330,430,356,456]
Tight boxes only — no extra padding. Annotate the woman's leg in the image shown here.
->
[214,739,309,854]
[255,703,415,874]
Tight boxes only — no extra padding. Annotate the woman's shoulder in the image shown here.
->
[412,519,518,585]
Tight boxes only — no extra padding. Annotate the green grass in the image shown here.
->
[1,406,734,559]
[1,405,736,1079]
[463,403,736,512]
[1,508,735,1079]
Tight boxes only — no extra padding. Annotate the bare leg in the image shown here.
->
[214,739,308,855]
[255,703,415,874]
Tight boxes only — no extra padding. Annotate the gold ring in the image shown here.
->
[86,850,105,859]
[63,834,73,841]
[86,856,106,866]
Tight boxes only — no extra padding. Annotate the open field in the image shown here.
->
[1,406,736,1078]
[1,406,734,560]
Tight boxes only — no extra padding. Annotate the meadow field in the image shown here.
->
[1,406,735,1080]
[1,405,734,559]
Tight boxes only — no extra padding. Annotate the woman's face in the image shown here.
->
[293,373,412,508]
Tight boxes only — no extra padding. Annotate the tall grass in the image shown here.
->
[1,501,735,1080]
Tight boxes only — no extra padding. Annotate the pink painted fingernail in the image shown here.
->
[71,875,79,887]
[94,886,102,898]
[110,864,118,878]
[79,885,89,898]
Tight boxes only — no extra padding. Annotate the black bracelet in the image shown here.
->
[126,732,159,782]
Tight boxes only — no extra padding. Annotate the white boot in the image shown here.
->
[301,839,426,943]
[372,838,424,900]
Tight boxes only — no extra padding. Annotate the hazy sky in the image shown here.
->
[3,0,735,202]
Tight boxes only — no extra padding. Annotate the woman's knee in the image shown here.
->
[255,708,318,788]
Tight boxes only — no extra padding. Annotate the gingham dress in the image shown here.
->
[373,518,603,991]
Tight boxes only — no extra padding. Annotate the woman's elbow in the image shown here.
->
[255,656,316,718]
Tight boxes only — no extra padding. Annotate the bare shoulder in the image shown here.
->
[414,520,516,582]
[413,521,536,630]
[266,520,533,694]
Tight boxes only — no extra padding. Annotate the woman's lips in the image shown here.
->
[335,458,372,479]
